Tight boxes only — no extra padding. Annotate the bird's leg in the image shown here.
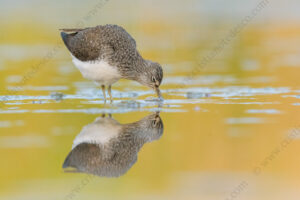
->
[108,85,113,103]
[101,85,106,103]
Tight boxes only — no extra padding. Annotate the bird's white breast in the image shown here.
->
[71,55,121,85]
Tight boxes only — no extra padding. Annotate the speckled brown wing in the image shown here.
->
[60,25,136,62]
[60,27,110,62]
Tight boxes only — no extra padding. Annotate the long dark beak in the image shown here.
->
[155,86,162,99]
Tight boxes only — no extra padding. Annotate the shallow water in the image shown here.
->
[1,0,300,199]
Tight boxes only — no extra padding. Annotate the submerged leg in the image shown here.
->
[108,85,113,103]
[101,85,106,103]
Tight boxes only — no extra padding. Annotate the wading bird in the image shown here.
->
[60,24,163,103]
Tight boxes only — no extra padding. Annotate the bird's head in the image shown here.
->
[138,60,163,98]
[134,112,164,142]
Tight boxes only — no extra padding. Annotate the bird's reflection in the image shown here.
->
[63,112,164,177]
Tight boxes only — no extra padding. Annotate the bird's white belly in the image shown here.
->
[71,55,121,85]
[72,119,121,149]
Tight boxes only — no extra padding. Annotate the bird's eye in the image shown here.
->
[152,76,156,82]
[152,120,157,127]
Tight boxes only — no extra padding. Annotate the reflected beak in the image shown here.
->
[155,111,160,118]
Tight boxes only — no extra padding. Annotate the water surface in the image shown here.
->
[1,0,300,199]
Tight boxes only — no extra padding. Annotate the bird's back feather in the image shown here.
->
[60,25,137,62]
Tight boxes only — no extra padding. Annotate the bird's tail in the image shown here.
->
[59,28,84,32]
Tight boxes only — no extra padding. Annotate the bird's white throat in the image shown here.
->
[71,55,121,85]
